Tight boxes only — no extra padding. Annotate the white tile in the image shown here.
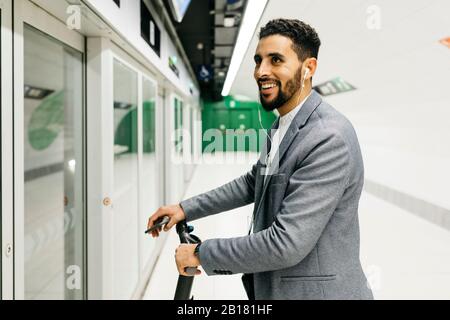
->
[360,192,450,300]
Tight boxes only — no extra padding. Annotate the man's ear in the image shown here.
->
[304,58,318,80]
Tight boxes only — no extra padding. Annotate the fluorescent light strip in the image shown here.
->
[221,0,268,97]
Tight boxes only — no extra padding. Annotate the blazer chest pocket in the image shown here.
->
[269,173,287,185]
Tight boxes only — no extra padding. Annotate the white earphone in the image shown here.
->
[302,68,310,88]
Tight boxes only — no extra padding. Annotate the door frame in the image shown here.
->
[13,0,85,299]
[110,49,143,299]
[111,44,162,297]
[87,40,162,299]
[1,0,13,300]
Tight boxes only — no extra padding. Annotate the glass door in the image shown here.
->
[112,58,139,299]
[1,0,13,300]
[170,95,185,200]
[14,0,85,300]
[140,76,159,271]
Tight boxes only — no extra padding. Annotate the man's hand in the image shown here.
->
[175,244,202,276]
[147,204,186,238]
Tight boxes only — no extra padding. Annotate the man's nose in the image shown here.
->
[255,60,272,79]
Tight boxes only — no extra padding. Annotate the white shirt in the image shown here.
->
[249,93,311,234]
[263,93,311,181]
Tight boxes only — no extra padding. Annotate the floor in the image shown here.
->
[143,152,450,300]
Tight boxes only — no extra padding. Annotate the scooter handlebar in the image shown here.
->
[176,220,201,276]
[146,218,201,276]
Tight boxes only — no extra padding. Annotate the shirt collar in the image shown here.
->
[279,92,312,126]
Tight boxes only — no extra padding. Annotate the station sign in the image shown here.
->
[314,77,356,96]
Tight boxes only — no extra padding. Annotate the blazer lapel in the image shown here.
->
[254,118,279,211]
[253,90,323,219]
[271,90,323,173]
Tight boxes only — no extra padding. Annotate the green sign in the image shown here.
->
[314,77,356,96]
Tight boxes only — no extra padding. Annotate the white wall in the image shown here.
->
[231,0,450,228]
[321,0,450,216]
[85,0,199,99]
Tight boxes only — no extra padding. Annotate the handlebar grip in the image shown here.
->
[184,267,198,276]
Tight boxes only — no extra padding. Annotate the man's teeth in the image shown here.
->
[261,83,277,89]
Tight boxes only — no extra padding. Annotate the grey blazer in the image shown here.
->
[180,90,374,300]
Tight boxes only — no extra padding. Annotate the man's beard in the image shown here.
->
[259,68,302,112]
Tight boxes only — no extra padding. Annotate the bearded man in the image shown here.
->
[148,19,374,300]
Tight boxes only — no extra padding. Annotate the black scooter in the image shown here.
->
[145,217,201,300]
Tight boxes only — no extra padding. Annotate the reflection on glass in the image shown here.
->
[113,59,139,298]
[174,98,183,154]
[140,78,158,264]
[24,26,84,300]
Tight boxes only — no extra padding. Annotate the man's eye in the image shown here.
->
[272,57,281,63]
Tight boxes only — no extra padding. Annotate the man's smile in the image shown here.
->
[259,80,279,97]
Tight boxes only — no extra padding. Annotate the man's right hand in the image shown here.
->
[147,204,186,238]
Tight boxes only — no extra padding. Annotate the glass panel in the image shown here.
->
[113,59,139,299]
[140,77,158,265]
[174,97,179,152]
[174,97,183,154]
[190,107,194,156]
[23,26,84,300]
[0,10,2,297]
[179,100,183,154]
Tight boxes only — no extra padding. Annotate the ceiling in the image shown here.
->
[230,0,450,106]
[165,0,248,101]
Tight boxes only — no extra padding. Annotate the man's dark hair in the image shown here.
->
[259,19,321,61]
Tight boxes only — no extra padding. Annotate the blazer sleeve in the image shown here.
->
[198,132,351,275]
[180,162,258,222]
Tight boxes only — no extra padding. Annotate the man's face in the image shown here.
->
[254,35,302,111]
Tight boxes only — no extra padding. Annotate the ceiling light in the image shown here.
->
[221,0,268,97]
[223,16,235,27]
[114,101,134,109]
[24,85,54,100]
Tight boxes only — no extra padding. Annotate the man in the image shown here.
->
[148,19,373,300]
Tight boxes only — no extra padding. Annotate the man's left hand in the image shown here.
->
[175,244,202,276]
